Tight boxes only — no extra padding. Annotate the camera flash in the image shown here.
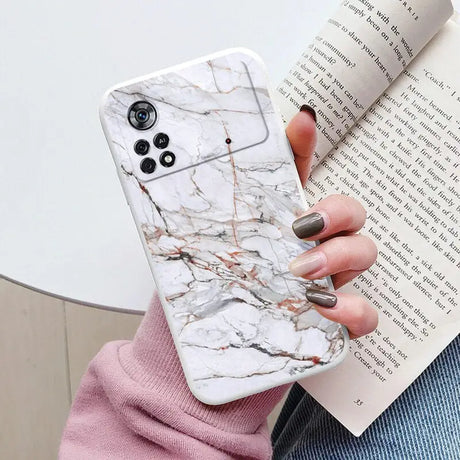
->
[159,151,176,168]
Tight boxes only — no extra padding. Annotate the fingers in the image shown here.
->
[285,110,377,339]
[286,110,317,186]
[289,234,377,280]
[307,291,378,339]
[292,194,367,241]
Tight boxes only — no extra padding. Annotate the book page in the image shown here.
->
[275,0,453,169]
[300,20,460,436]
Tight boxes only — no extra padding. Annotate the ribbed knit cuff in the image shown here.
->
[119,294,290,435]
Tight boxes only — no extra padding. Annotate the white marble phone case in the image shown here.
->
[100,49,348,404]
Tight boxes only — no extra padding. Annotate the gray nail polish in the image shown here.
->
[306,288,337,308]
[292,213,324,239]
[299,104,317,123]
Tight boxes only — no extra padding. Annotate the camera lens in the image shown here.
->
[159,151,176,168]
[140,157,157,174]
[134,139,150,156]
[135,109,149,123]
[128,101,157,130]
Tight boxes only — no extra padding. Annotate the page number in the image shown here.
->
[353,399,364,407]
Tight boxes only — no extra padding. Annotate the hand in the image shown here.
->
[286,107,378,339]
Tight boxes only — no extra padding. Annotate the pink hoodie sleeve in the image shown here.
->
[59,295,290,459]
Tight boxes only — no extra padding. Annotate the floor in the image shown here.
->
[0,278,284,459]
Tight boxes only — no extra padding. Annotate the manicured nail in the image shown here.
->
[288,251,325,277]
[292,212,324,239]
[300,104,317,123]
[306,288,337,308]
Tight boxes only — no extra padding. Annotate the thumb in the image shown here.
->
[285,106,318,186]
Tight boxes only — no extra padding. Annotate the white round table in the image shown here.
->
[2,0,457,312]
[0,0,340,311]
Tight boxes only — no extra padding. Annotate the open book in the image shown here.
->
[275,0,460,436]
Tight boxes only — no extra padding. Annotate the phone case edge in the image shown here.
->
[99,48,349,405]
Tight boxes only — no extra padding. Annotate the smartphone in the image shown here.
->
[100,48,348,405]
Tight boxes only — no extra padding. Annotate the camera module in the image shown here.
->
[159,151,176,168]
[140,157,157,174]
[128,101,157,130]
[134,139,150,156]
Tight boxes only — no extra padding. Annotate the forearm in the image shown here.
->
[59,294,289,459]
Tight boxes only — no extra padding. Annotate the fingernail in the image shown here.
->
[300,104,317,123]
[288,251,325,277]
[292,212,324,239]
[306,288,337,308]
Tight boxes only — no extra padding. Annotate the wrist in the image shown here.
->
[119,293,290,434]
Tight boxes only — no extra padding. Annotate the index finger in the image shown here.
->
[292,194,367,241]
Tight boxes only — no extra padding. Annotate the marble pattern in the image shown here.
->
[100,50,347,404]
